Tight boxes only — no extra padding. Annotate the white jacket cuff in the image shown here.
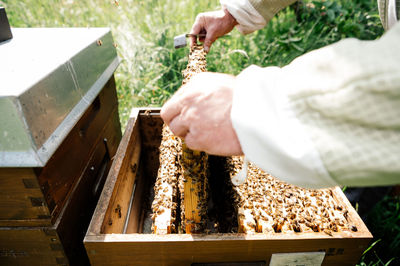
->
[220,0,266,34]
[231,65,338,189]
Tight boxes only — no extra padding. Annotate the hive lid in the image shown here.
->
[0,28,119,167]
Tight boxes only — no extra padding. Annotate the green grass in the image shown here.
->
[2,0,383,129]
[2,0,398,264]
[358,194,400,266]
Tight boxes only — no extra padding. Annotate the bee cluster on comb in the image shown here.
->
[227,156,356,235]
[182,45,207,85]
[151,125,181,234]
[151,45,209,234]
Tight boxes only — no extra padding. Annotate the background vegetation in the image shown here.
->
[2,0,398,264]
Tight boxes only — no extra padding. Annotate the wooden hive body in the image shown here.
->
[84,108,372,266]
[0,77,122,265]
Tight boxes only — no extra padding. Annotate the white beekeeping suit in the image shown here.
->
[378,0,400,30]
[221,0,400,188]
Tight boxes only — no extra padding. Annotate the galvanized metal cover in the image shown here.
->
[0,28,119,167]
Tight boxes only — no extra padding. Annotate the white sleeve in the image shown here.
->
[231,22,400,189]
[220,0,297,34]
[220,0,266,34]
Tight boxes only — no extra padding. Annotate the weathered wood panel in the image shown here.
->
[37,77,119,224]
[86,109,142,235]
[0,227,67,266]
[85,233,371,266]
[0,168,51,226]
[55,107,120,265]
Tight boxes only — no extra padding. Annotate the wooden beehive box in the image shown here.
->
[0,78,120,227]
[0,28,121,265]
[0,77,121,265]
[84,108,372,266]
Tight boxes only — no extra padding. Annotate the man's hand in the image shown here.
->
[161,72,243,156]
[190,8,238,52]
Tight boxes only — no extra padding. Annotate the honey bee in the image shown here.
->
[350,225,358,232]
[324,229,333,236]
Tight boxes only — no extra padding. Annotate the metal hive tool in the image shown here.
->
[174,34,206,49]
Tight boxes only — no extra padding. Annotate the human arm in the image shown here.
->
[190,8,238,53]
[162,22,400,189]
[191,0,297,52]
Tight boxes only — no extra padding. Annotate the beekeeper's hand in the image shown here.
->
[161,72,243,156]
[190,8,237,53]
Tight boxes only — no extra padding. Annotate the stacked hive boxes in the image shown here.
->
[0,28,121,265]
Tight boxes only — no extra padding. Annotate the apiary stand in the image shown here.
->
[84,108,372,266]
